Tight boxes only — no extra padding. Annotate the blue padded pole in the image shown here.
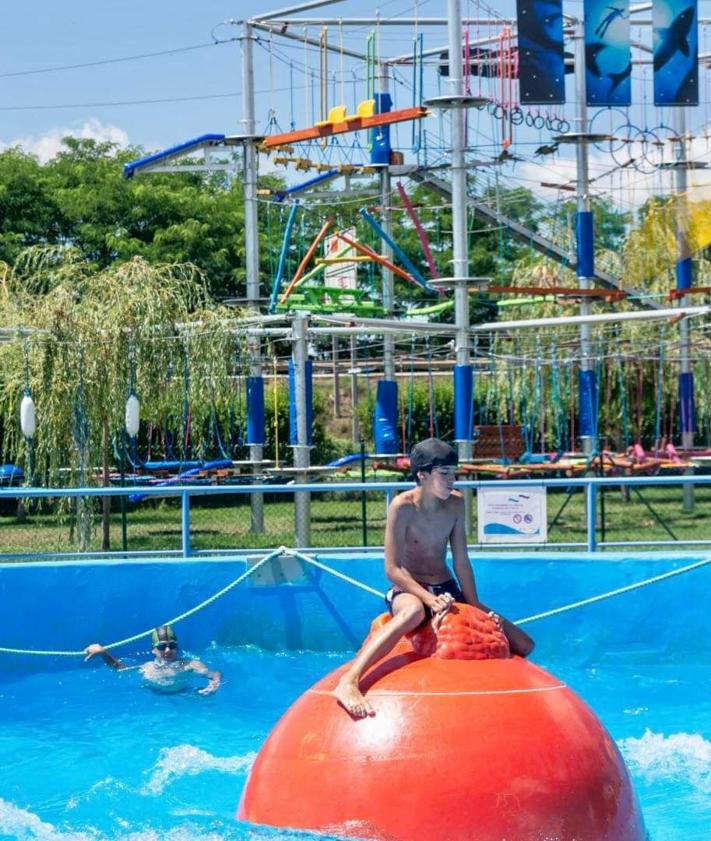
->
[246,376,265,445]
[576,211,594,279]
[680,371,696,436]
[578,369,598,440]
[370,92,392,165]
[453,364,473,442]
[373,380,399,454]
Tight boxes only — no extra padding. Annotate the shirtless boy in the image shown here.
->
[334,437,534,718]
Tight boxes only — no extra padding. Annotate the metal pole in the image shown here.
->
[350,335,360,444]
[379,66,396,385]
[586,482,597,552]
[473,305,710,332]
[252,0,347,23]
[292,314,312,547]
[332,335,341,417]
[181,491,191,558]
[242,21,265,532]
[573,17,596,456]
[674,107,695,512]
[360,438,368,546]
[120,448,128,553]
[448,0,473,533]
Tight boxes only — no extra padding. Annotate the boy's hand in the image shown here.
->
[84,643,104,662]
[430,593,454,632]
[488,611,504,631]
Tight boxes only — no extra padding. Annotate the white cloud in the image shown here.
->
[0,118,129,163]
[511,133,711,213]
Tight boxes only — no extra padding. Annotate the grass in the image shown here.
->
[1,484,710,559]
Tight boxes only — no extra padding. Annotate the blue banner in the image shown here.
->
[653,0,698,105]
[516,0,566,104]
[584,0,631,105]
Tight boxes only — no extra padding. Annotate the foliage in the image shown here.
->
[253,379,343,468]
[0,140,288,299]
[0,248,246,545]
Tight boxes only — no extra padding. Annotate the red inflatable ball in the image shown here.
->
[238,603,646,841]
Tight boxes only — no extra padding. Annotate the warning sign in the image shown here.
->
[324,227,358,290]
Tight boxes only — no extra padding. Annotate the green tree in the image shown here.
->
[0,148,63,263]
[0,138,294,299]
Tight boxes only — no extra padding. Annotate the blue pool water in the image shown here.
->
[1,552,710,839]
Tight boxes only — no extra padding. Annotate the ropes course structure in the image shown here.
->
[6,0,711,549]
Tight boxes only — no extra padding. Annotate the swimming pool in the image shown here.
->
[1,551,709,839]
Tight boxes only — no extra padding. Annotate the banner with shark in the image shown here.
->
[653,0,698,105]
[584,0,631,105]
[516,0,566,104]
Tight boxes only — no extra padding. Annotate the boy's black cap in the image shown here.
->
[410,438,458,478]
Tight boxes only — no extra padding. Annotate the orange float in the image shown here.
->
[238,605,646,841]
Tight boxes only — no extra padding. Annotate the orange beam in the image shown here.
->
[336,233,418,287]
[263,106,428,149]
[281,218,333,303]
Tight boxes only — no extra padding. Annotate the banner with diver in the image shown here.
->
[477,488,548,544]
[653,0,698,105]
[584,0,631,105]
[516,0,566,104]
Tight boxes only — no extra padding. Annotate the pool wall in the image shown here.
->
[1,551,708,674]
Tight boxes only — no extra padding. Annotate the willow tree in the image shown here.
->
[0,247,242,549]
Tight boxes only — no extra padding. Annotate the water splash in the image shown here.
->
[619,729,711,793]
[141,744,256,795]
[0,797,94,841]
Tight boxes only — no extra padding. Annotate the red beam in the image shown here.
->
[396,180,441,283]
[262,107,428,149]
[667,287,711,300]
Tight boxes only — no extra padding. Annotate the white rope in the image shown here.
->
[291,549,387,598]
[0,547,285,657]
[3,549,708,656]
[514,555,711,625]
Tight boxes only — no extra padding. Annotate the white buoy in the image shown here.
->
[20,392,36,439]
[125,393,140,438]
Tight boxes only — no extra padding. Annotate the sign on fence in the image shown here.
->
[477,487,547,544]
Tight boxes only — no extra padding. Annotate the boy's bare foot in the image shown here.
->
[334,674,375,718]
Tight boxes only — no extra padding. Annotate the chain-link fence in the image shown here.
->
[2,477,711,558]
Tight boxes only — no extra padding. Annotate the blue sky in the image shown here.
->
[1,0,491,160]
[2,0,710,214]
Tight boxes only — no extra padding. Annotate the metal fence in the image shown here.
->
[2,474,711,561]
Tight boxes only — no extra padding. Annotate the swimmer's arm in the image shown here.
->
[188,659,222,695]
[384,498,448,612]
[84,643,129,670]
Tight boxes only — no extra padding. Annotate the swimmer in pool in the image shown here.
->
[84,625,221,695]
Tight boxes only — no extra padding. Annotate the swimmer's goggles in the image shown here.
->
[155,641,178,651]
